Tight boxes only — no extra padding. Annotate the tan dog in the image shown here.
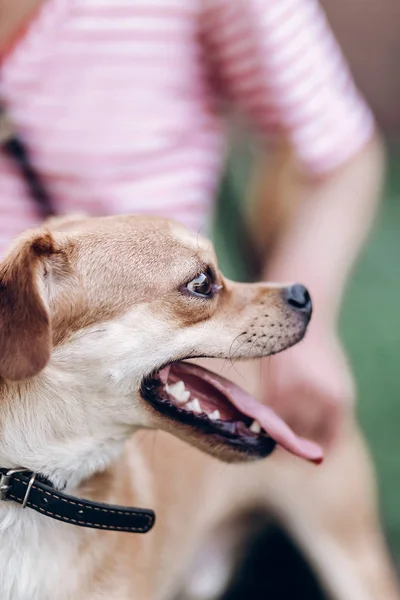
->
[0,215,397,600]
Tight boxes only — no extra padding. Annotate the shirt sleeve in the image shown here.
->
[201,0,375,175]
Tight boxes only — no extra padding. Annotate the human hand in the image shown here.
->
[262,324,356,448]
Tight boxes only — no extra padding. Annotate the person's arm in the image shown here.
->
[246,134,385,446]
[0,0,42,57]
[256,134,385,325]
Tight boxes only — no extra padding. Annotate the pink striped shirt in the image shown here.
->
[0,0,374,257]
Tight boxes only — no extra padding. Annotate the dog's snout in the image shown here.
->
[284,284,312,313]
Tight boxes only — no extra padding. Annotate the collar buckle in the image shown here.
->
[0,468,30,501]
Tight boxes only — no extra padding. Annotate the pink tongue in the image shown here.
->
[166,363,323,465]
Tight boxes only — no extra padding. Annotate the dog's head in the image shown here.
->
[0,215,321,482]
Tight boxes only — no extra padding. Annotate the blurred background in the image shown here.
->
[212,0,400,592]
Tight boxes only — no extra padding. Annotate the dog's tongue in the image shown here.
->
[212,373,323,464]
[164,363,323,464]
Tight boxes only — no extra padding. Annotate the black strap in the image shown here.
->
[0,106,56,218]
[0,468,155,534]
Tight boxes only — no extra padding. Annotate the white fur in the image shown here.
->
[0,307,158,600]
[0,506,87,600]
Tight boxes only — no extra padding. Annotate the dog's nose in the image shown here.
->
[284,284,312,313]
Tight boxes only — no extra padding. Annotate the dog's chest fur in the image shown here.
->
[0,506,85,600]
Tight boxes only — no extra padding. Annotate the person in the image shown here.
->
[2,3,397,597]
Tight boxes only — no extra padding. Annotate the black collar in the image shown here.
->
[0,468,155,534]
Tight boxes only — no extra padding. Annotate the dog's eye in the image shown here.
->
[186,272,214,298]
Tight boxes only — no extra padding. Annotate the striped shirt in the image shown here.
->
[0,0,374,256]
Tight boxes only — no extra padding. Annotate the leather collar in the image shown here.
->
[0,468,155,534]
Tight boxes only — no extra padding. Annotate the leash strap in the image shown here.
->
[0,2,55,217]
[0,468,155,534]
[0,107,56,218]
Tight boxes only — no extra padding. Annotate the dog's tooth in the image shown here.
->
[179,390,191,403]
[191,398,202,413]
[166,380,185,397]
[208,410,220,421]
[185,399,202,414]
[166,381,190,404]
[249,420,261,434]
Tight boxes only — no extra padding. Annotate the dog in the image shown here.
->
[0,214,398,600]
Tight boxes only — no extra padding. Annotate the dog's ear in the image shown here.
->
[0,232,56,381]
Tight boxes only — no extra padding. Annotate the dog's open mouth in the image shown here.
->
[141,362,323,463]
